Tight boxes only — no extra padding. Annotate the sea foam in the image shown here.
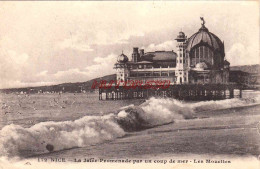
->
[0,114,124,158]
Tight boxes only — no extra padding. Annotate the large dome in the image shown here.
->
[186,25,224,53]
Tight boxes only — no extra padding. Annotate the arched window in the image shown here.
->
[190,45,214,67]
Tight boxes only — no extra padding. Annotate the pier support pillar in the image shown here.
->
[230,89,234,98]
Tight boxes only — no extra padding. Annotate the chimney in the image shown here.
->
[132,47,140,62]
[140,49,144,57]
[133,47,139,54]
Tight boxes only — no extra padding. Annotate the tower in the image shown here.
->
[175,31,188,84]
[132,47,140,62]
[115,52,129,82]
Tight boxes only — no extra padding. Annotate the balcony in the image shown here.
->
[130,66,176,72]
[127,76,176,84]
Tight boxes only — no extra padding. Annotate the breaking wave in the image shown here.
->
[116,98,195,132]
[0,94,259,158]
[0,114,124,158]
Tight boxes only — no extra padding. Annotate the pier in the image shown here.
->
[99,84,243,101]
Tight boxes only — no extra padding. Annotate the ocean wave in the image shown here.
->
[116,97,195,131]
[0,114,124,158]
[189,95,260,112]
[1,94,260,158]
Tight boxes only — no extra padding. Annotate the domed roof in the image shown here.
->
[117,52,128,63]
[175,31,186,41]
[142,51,177,61]
[195,62,210,70]
[186,24,224,53]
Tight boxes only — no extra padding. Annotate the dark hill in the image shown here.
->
[0,74,116,94]
[230,64,259,74]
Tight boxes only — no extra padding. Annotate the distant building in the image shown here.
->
[114,18,230,85]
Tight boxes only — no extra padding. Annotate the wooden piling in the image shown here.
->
[98,84,242,101]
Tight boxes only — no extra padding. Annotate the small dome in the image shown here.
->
[178,31,185,38]
[117,53,128,63]
[175,31,186,40]
[195,62,209,70]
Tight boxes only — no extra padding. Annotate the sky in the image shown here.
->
[0,1,259,89]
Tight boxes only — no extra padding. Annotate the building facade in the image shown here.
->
[114,18,230,85]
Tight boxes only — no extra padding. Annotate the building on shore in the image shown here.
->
[114,18,230,85]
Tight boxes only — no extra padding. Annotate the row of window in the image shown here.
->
[130,65,176,69]
[129,72,176,77]
[179,53,185,57]
[177,59,186,64]
[191,46,214,60]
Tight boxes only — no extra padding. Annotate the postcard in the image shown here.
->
[0,1,259,169]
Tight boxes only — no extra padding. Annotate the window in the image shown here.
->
[180,59,182,63]
[200,46,203,59]
[161,72,168,76]
[195,48,199,59]
[205,46,209,58]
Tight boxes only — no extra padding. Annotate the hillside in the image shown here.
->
[230,64,259,74]
[0,74,116,94]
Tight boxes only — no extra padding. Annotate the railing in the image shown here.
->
[127,77,175,83]
[130,67,176,72]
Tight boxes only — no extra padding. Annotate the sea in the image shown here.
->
[0,90,260,162]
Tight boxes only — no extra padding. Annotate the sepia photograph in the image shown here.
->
[0,1,259,169]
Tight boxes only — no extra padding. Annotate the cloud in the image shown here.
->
[57,30,144,52]
[57,34,93,52]
[85,53,117,78]
[144,40,176,52]
[37,70,48,77]
[54,68,88,78]
[47,53,117,82]
[7,50,29,65]
[0,50,30,85]
[226,43,259,66]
